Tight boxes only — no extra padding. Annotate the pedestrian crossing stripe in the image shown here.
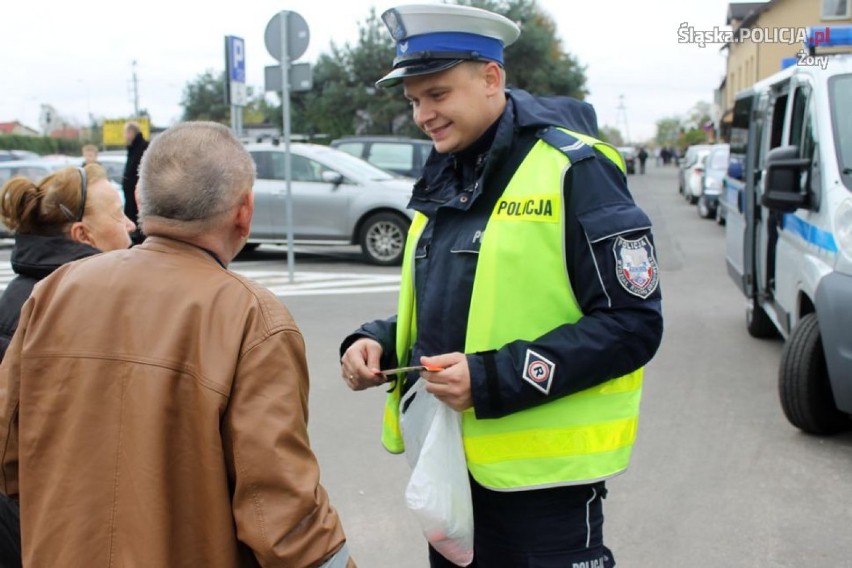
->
[0,264,400,298]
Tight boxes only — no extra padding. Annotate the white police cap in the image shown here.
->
[376,4,521,88]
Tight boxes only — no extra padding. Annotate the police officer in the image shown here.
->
[340,4,663,567]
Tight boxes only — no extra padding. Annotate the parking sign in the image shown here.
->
[225,35,247,106]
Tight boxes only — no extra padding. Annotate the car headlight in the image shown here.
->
[836,199,852,261]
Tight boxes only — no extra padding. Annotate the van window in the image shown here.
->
[369,143,414,173]
[335,142,364,160]
[789,85,810,150]
[829,74,852,189]
[768,93,788,150]
[251,152,271,179]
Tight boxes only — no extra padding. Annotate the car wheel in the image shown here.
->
[360,212,409,266]
[746,296,779,339]
[697,198,712,219]
[779,314,851,435]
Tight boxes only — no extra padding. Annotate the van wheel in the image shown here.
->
[779,314,851,435]
[360,212,408,266]
[746,297,779,338]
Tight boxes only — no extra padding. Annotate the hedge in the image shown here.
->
[0,134,91,156]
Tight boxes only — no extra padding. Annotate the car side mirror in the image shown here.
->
[321,170,344,185]
[761,145,810,213]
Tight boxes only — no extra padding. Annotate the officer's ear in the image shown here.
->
[482,61,504,94]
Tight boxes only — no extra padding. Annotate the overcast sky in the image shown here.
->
[2,0,746,143]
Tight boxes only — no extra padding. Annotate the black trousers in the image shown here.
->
[429,478,615,567]
[0,494,21,568]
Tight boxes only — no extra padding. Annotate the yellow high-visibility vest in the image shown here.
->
[383,128,644,491]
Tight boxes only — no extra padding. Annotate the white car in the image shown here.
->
[683,149,712,204]
[244,143,415,265]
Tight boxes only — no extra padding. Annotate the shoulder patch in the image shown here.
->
[522,349,555,395]
[613,235,659,298]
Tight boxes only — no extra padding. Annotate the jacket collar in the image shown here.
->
[135,236,227,268]
[11,234,101,279]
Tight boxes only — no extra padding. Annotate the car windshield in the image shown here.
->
[829,73,852,190]
[312,147,396,181]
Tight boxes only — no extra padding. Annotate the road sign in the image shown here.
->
[264,11,310,62]
[264,63,313,93]
[225,35,247,107]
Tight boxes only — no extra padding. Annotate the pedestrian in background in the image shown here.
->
[81,143,100,166]
[340,4,662,567]
[122,121,148,243]
[638,147,649,174]
[0,122,353,568]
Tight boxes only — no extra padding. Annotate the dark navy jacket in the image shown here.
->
[341,89,663,419]
[0,235,100,361]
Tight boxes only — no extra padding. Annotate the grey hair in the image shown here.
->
[138,122,255,231]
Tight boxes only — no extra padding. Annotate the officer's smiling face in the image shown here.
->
[403,62,505,154]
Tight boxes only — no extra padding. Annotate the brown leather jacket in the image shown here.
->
[0,237,351,567]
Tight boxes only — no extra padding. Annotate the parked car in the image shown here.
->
[97,155,127,186]
[0,150,40,163]
[679,144,713,203]
[330,136,433,179]
[697,144,730,219]
[616,146,636,174]
[245,143,415,265]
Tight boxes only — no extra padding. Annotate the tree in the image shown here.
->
[598,126,624,146]
[181,70,278,129]
[655,117,680,147]
[456,0,588,98]
[296,8,419,139]
[181,70,230,123]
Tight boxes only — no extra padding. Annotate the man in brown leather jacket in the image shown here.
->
[0,121,353,568]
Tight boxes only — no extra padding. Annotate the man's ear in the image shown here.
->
[235,190,254,238]
[69,222,94,246]
[483,61,504,95]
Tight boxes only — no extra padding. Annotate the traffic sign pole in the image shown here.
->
[280,12,295,284]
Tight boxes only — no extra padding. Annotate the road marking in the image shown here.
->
[0,263,400,297]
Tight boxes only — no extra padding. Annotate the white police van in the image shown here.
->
[723,26,852,434]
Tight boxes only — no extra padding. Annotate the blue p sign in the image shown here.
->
[227,36,246,83]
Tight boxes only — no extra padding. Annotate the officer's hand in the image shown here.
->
[341,338,385,391]
[421,353,472,411]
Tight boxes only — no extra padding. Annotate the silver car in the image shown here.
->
[245,143,415,265]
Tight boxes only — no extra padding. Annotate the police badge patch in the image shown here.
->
[522,349,555,395]
[613,235,659,299]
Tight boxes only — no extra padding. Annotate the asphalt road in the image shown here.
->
[1,162,850,567]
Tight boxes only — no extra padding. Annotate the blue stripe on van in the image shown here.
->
[782,214,838,253]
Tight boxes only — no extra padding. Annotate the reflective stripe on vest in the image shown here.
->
[384,128,643,491]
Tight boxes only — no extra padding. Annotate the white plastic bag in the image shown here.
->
[401,380,474,567]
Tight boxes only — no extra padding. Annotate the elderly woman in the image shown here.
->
[0,163,134,566]
[0,164,135,360]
